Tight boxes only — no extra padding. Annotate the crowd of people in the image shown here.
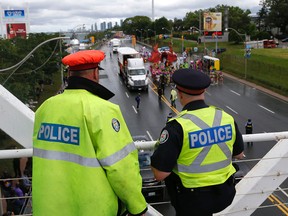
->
[0,164,32,215]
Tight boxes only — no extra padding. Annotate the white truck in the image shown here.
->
[117,47,149,91]
[111,38,121,53]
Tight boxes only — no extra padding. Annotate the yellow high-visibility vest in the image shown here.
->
[173,106,236,188]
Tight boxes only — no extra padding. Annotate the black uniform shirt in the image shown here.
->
[151,100,244,173]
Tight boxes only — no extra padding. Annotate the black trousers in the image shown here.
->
[166,175,236,216]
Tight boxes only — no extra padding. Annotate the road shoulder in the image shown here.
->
[223,72,288,103]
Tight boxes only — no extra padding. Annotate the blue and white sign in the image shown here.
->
[189,124,232,148]
[4,10,25,18]
[37,123,80,145]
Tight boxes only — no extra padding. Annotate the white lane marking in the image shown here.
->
[119,80,123,85]
[205,90,211,96]
[146,131,154,141]
[125,92,129,98]
[230,90,241,96]
[132,106,138,114]
[258,104,275,114]
[226,106,238,114]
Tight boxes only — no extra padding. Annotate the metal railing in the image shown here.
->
[1,83,288,215]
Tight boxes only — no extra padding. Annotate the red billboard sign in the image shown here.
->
[6,23,27,39]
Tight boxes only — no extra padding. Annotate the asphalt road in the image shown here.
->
[98,41,288,216]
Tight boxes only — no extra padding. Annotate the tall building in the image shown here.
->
[107,21,112,29]
[100,22,106,31]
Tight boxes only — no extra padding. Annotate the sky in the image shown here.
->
[0,0,262,33]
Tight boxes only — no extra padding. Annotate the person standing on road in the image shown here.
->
[158,86,163,101]
[170,87,177,108]
[151,68,244,216]
[245,119,253,146]
[32,50,147,216]
[135,93,141,109]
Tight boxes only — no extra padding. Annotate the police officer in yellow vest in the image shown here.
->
[33,50,147,216]
[151,68,244,216]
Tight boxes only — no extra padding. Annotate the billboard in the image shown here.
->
[6,23,27,39]
[203,12,222,32]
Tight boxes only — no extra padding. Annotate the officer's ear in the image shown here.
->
[93,68,99,82]
[177,89,183,99]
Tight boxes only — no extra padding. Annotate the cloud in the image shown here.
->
[0,0,261,33]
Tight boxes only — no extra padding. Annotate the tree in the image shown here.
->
[183,11,200,30]
[0,33,63,103]
[257,4,269,32]
[154,17,171,35]
[121,16,152,37]
[260,0,288,35]
[173,18,184,32]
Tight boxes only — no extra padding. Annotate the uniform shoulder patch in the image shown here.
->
[159,129,169,144]
[112,118,120,132]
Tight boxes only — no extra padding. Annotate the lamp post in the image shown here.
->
[71,24,85,39]
[142,29,148,43]
[148,29,156,45]
[225,27,247,79]
[162,27,173,44]
[177,26,185,53]
[136,29,142,42]
[190,26,206,54]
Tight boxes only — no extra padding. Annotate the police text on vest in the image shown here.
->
[37,123,80,145]
[189,124,232,148]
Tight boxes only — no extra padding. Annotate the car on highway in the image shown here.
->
[211,47,227,54]
[158,46,170,52]
[133,135,167,203]
[281,38,288,43]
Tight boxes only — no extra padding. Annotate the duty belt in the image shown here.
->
[176,175,235,193]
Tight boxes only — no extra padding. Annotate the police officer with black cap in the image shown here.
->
[151,68,244,216]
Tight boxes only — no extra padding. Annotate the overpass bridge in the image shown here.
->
[0,83,288,215]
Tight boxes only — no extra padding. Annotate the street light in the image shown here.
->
[148,29,156,44]
[71,24,85,39]
[136,29,142,42]
[190,26,206,54]
[177,26,185,53]
[162,27,173,44]
[225,27,247,79]
[142,29,148,43]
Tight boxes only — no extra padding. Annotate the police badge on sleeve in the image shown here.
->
[112,118,120,132]
[159,129,169,144]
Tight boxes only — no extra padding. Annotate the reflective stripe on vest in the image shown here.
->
[176,109,232,173]
[33,142,136,167]
[99,142,136,167]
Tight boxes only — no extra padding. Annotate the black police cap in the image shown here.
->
[172,68,211,95]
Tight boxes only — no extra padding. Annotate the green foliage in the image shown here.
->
[219,44,288,95]
[253,31,271,40]
[122,16,152,36]
[261,0,288,34]
[182,11,200,30]
[154,17,171,35]
[0,33,64,103]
